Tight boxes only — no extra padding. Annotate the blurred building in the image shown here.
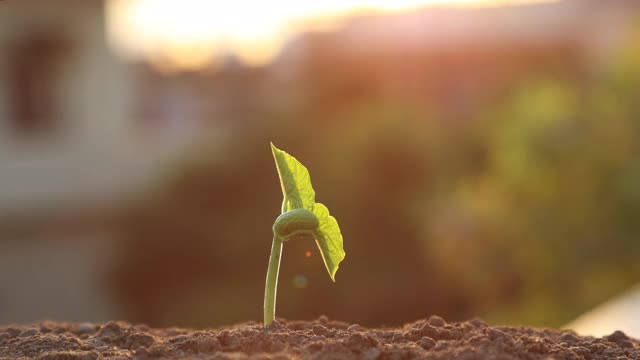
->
[0,0,206,324]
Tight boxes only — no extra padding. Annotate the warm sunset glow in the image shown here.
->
[106,0,558,71]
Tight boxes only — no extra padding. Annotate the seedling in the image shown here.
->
[264,143,345,327]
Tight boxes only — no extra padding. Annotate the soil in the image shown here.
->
[0,316,638,360]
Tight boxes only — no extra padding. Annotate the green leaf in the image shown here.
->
[312,203,346,282]
[271,143,345,282]
[271,143,316,212]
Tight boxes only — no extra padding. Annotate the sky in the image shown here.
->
[106,0,559,71]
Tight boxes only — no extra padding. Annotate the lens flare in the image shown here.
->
[293,274,308,288]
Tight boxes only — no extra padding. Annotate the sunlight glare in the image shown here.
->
[106,0,557,71]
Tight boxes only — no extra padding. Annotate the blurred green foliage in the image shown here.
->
[112,26,640,328]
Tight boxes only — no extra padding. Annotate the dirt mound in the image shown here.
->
[0,316,637,359]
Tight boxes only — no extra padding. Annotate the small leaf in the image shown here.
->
[312,203,346,281]
[271,143,316,212]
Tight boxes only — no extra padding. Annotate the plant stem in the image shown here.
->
[264,235,283,326]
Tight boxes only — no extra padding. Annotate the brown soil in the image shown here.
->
[0,317,638,359]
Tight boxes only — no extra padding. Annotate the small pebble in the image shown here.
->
[78,322,95,334]
[348,324,363,332]
[419,336,436,350]
[312,325,330,336]
[428,316,446,327]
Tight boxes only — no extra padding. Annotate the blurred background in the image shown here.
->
[1,0,640,335]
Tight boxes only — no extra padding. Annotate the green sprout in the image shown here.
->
[264,143,346,327]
